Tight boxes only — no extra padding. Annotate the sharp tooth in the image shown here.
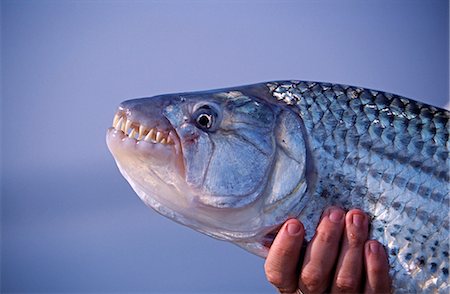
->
[167,131,176,145]
[144,131,153,142]
[128,129,136,138]
[156,131,163,143]
[148,128,156,140]
[121,119,127,132]
[138,125,147,140]
[125,119,132,133]
[144,128,156,142]
[160,138,167,144]
[113,114,120,127]
[116,117,124,131]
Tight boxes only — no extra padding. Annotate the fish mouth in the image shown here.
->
[106,110,184,173]
[110,111,178,145]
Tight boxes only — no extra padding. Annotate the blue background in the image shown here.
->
[1,0,448,292]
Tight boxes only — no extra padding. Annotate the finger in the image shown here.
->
[300,207,345,293]
[265,219,305,293]
[364,240,391,294]
[331,209,369,293]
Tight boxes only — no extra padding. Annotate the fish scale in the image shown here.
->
[270,81,449,293]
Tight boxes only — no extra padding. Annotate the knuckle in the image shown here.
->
[367,264,386,277]
[265,267,298,293]
[347,231,365,248]
[264,266,284,288]
[276,247,294,258]
[316,229,339,245]
[301,267,325,293]
[335,275,359,292]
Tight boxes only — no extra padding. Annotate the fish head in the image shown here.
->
[106,83,310,256]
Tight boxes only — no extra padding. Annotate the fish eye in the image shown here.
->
[193,105,218,131]
[197,113,212,128]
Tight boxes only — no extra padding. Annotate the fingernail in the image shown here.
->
[287,222,302,236]
[352,214,364,228]
[369,242,379,254]
[328,208,344,223]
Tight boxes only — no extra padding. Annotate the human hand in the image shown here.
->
[264,207,391,293]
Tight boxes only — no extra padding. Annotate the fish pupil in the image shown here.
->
[197,113,212,128]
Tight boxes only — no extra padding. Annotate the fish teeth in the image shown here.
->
[113,118,174,145]
[156,131,163,143]
[125,119,132,133]
[121,117,128,134]
[167,131,176,145]
[144,129,155,142]
[149,129,156,140]
[113,114,120,127]
[138,125,146,140]
[115,117,124,131]
[128,128,136,139]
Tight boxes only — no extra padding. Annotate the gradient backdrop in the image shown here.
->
[1,0,448,293]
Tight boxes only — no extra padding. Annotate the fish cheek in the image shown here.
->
[163,102,214,190]
[178,124,213,189]
[199,134,274,208]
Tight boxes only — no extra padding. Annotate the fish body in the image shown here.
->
[106,81,449,293]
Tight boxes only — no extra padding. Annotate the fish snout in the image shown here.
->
[117,96,175,138]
